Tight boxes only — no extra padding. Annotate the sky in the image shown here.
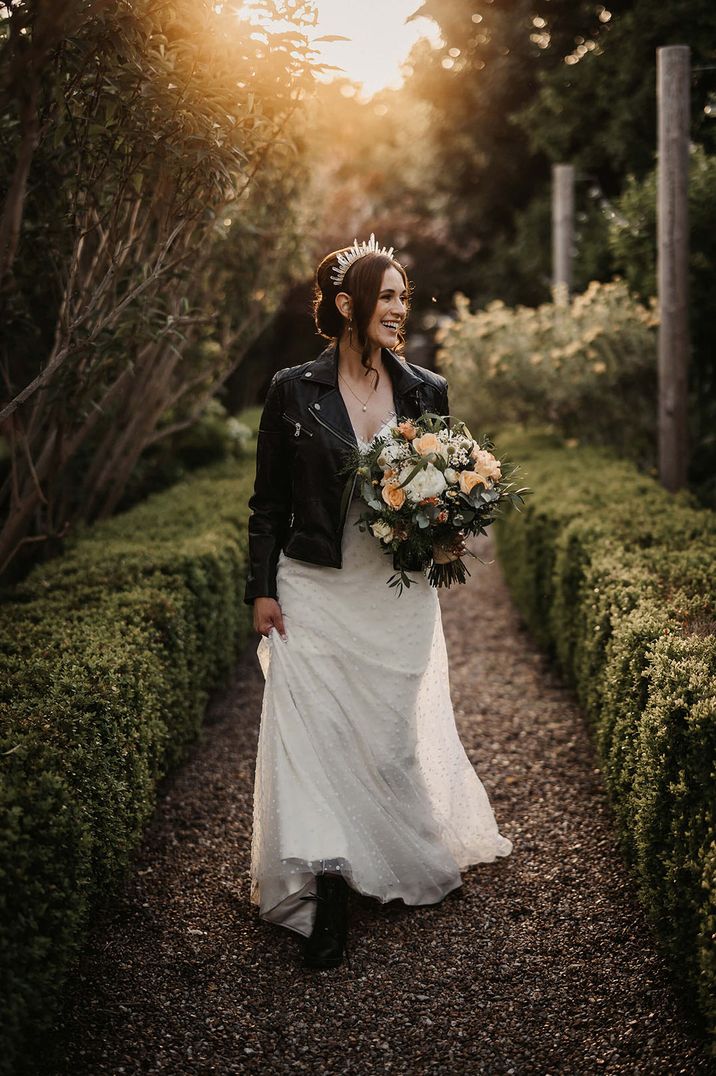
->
[309,0,442,97]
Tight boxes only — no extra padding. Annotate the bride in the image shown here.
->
[244,235,513,970]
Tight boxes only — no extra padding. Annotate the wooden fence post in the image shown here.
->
[657,44,690,492]
[552,163,574,304]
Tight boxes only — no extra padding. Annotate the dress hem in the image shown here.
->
[251,839,513,939]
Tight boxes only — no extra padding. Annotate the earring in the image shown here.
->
[348,316,353,347]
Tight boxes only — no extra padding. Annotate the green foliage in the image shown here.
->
[403,0,557,308]
[377,1,716,318]
[0,0,317,577]
[116,399,255,511]
[491,424,716,1046]
[435,280,659,468]
[608,146,716,504]
[516,1,716,191]
[0,452,257,1074]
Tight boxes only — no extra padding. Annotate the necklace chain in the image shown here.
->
[338,370,376,412]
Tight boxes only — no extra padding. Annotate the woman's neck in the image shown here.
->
[336,334,384,384]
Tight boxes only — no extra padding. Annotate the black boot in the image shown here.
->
[299,872,351,969]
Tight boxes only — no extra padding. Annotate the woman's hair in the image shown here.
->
[312,248,412,388]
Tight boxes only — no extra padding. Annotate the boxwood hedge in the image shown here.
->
[0,456,256,1074]
[3,415,714,1064]
[492,425,716,1049]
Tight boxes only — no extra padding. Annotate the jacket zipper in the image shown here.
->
[307,404,356,449]
[281,411,314,438]
[307,404,360,545]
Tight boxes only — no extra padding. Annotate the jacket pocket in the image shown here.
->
[281,411,314,439]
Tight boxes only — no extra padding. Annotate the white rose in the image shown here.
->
[444,467,459,484]
[370,520,394,543]
[399,461,447,504]
[377,441,405,469]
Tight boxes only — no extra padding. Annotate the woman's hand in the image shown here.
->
[432,530,467,564]
[253,596,287,641]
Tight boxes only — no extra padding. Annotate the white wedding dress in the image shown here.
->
[250,412,513,938]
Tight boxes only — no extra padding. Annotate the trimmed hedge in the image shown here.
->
[0,456,256,1074]
[491,425,716,1048]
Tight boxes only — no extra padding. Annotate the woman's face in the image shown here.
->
[365,266,408,349]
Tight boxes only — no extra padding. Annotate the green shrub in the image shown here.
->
[0,454,256,1074]
[115,400,255,513]
[436,280,658,469]
[609,145,716,505]
[491,424,716,1048]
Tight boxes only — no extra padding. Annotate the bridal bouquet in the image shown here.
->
[338,412,531,594]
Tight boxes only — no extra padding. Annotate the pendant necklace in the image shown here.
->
[338,371,375,412]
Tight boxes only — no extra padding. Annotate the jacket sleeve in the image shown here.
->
[243,373,292,606]
[439,378,451,430]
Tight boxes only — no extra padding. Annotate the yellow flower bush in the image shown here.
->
[436,280,658,468]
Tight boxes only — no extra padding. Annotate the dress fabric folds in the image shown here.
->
[250,416,513,938]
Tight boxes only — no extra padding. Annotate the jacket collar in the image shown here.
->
[301,340,424,398]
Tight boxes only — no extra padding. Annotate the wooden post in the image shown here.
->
[657,44,690,492]
[552,163,574,304]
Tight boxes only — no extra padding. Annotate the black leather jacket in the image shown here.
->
[243,341,450,606]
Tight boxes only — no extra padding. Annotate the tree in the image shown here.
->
[0,0,319,578]
[397,1,716,310]
[401,0,596,308]
[516,1,716,192]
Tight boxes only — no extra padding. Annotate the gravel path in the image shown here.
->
[40,531,711,1075]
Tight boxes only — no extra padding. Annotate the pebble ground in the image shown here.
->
[40,531,713,1075]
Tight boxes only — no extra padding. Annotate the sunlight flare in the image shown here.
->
[230,0,440,98]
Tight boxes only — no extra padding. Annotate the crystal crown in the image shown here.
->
[329,232,396,287]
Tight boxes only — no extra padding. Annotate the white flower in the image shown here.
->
[398,461,447,504]
[377,440,407,469]
[444,467,459,484]
[370,519,394,543]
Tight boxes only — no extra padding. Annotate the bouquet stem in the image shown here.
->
[427,558,472,588]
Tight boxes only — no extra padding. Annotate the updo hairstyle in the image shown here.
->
[312,248,412,388]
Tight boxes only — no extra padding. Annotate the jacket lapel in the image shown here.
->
[300,341,425,446]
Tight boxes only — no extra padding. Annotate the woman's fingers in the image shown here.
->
[432,544,452,564]
[263,617,287,640]
[253,597,288,640]
[272,607,287,641]
[263,615,286,640]
[433,530,467,564]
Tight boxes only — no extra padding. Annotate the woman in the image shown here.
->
[244,235,513,970]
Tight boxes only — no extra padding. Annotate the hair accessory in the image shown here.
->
[330,232,395,287]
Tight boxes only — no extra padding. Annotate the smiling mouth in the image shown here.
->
[381,321,400,332]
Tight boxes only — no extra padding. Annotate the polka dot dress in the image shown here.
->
[251,415,513,938]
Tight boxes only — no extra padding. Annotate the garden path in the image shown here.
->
[41,531,711,1074]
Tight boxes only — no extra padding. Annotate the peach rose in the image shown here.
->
[471,447,502,480]
[459,469,489,495]
[397,420,417,440]
[382,480,406,509]
[413,433,441,456]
